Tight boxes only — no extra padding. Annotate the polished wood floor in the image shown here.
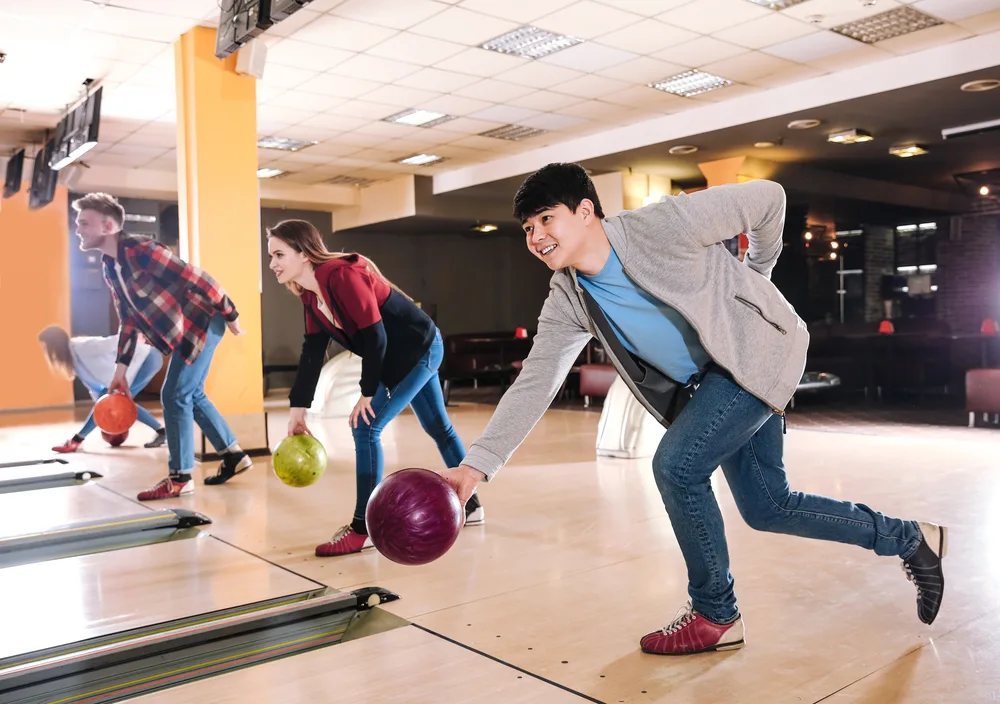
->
[0,397,996,703]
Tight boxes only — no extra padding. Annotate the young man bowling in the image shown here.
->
[73,193,252,500]
[441,164,946,655]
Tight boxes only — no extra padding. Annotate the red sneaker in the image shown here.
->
[137,477,193,501]
[52,438,81,453]
[640,603,745,656]
[315,526,373,557]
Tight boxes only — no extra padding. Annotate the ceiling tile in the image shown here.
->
[762,30,858,63]
[263,9,322,37]
[362,84,443,109]
[806,43,893,71]
[656,0,770,33]
[953,7,1000,33]
[333,99,403,119]
[367,32,467,66]
[749,63,827,89]
[268,90,345,113]
[550,74,633,99]
[293,16,399,52]
[353,121,423,139]
[874,23,973,55]
[329,55,422,82]
[519,112,588,130]
[298,113,371,132]
[468,105,542,123]
[299,140,362,158]
[542,42,639,72]
[296,74,384,99]
[602,84,690,111]
[598,56,689,83]
[534,1,645,39]
[596,0,696,14]
[258,119,295,135]
[494,62,585,89]
[305,0,351,12]
[116,130,177,149]
[431,116,508,134]
[597,18,700,55]
[395,68,480,92]
[433,47,528,77]
[449,134,518,150]
[409,7,520,46]
[331,0,448,29]
[456,0,577,23]
[257,84,288,103]
[421,94,495,115]
[702,51,796,83]
[257,104,317,125]
[272,125,342,143]
[261,65,321,90]
[335,131,394,148]
[653,36,749,67]
[558,100,650,122]
[507,90,584,111]
[264,40,355,72]
[453,78,536,102]
[713,12,818,50]
[781,0,902,29]
[685,83,761,103]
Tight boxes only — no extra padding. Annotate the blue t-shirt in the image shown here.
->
[579,247,710,384]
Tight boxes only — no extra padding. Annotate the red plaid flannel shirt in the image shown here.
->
[103,235,238,366]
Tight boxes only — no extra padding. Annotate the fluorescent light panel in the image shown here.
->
[480,26,583,59]
[257,137,317,151]
[257,168,284,178]
[479,124,546,141]
[383,109,456,128]
[828,128,872,144]
[398,153,443,165]
[832,6,942,44]
[745,0,807,8]
[650,70,731,97]
[889,144,927,157]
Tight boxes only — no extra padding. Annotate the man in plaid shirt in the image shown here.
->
[73,193,253,500]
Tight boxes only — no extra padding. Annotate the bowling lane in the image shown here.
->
[0,483,140,538]
[0,536,323,662]
[130,624,589,704]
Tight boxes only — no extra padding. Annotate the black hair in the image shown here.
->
[512,162,604,223]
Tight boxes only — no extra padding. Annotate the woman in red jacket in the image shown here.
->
[267,220,483,556]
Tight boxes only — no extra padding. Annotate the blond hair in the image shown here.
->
[71,192,125,230]
[38,325,75,380]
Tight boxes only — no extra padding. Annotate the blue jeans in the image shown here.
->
[652,364,922,624]
[351,329,466,529]
[78,352,164,437]
[161,314,238,474]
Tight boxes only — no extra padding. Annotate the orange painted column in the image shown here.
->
[175,26,266,457]
[0,186,72,412]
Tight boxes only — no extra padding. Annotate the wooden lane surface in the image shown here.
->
[0,483,141,539]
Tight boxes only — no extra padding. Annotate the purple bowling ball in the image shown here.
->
[365,467,463,566]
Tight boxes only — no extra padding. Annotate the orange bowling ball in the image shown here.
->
[94,393,137,434]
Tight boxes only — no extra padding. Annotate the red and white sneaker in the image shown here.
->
[52,438,81,453]
[315,526,373,557]
[640,602,745,656]
[137,477,193,501]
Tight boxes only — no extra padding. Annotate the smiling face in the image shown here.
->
[75,209,118,251]
[523,201,597,271]
[267,236,311,286]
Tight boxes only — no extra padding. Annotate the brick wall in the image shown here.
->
[938,214,1000,335]
[863,225,894,322]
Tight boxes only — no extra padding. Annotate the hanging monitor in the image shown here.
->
[3,149,25,199]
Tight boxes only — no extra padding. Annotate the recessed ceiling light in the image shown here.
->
[668,145,698,155]
[256,168,284,178]
[745,0,808,8]
[383,108,456,128]
[480,26,583,59]
[257,136,317,151]
[889,144,927,158]
[831,6,942,44]
[788,119,821,130]
[398,153,444,165]
[754,140,779,148]
[980,185,991,196]
[828,128,873,144]
[471,223,498,233]
[650,70,732,97]
[961,79,1000,92]
[479,124,546,141]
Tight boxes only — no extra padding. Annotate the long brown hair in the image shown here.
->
[266,219,409,300]
[38,325,75,380]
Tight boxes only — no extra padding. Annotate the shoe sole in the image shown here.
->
[939,526,949,558]
[315,544,374,558]
[205,458,253,485]
[641,639,745,656]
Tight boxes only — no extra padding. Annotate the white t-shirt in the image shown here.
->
[70,336,152,391]
[114,260,140,313]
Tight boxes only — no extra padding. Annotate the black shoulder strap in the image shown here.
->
[578,284,646,383]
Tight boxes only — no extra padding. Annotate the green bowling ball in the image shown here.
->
[273,433,327,487]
